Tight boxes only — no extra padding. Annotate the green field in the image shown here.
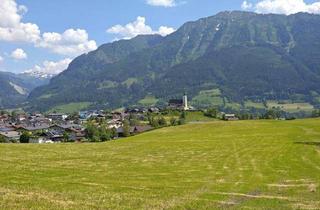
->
[225,102,242,110]
[267,101,314,113]
[98,80,118,89]
[122,78,139,87]
[191,89,224,107]
[139,95,159,106]
[38,93,55,100]
[1,119,320,209]
[244,100,266,109]
[48,102,92,114]
[185,111,216,122]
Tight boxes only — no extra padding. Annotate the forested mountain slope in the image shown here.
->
[28,11,320,111]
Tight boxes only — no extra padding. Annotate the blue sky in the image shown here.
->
[0,0,319,74]
[18,0,243,44]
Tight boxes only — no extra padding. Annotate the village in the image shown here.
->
[0,108,160,144]
[0,94,238,144]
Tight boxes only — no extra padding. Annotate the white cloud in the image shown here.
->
[0,0,97,57]
[243,0,320,15]
[11,48,27,60]
[158,26,176,36]
[0,0,21,27]
[241,1,253,10]
[36,29,97,56]
[18,5,28,15]
[107,16,175,40]
[146,0,177,7]
[0,0,40,43]
[0,55,3,63]
[24,58,72,77]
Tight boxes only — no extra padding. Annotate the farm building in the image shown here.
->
[224,114,239,121]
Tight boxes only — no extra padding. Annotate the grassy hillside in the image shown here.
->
[1,119,320,209]
[48,102,92,114]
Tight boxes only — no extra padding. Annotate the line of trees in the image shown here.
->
[148,111,186,128]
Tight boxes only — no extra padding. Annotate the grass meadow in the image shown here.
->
[48,102,92,114]
[0,119,320,209]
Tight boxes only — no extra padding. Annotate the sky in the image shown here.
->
[0,0,320,74]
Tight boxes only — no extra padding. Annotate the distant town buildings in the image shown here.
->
[0,93,242,144]
[0,109,158,143]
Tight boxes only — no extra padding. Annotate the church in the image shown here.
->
[168,94,189,110]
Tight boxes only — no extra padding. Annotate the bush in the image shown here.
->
[100,129,112,142]
[170,117,178,126]
[85,122,99,139]
[63,132,70,142]
[20,132,30,143]
[178,118,186,125]
[158,117,167,127]
[123,120,131,137]
[0,135,6,143]
[263,109,282,119]
[180,111,187,119]
[85,121,117,142]
[205,108,218,118]
[149,116,159,128]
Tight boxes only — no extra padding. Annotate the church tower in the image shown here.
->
[182,93,188,110]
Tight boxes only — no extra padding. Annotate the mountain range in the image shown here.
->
[0,71,49,108]
[4,11,320,112]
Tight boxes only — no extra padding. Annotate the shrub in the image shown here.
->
[123,120,131,137]
[20,132,30,143]
[205,108,218,118]
[0,135,6,143]
[158,117,167,127]
[170,117,178,126]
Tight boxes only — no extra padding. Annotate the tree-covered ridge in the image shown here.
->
[28,11,320,111]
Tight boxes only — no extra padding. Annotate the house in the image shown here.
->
[18,124,52,132]
[116,125,153,137]
[47,113,68,121]
[42,129,64,142]
[0,131,21,142]
[25,123,84,143]
[16,114,27,123]
[79,111,90,120]
[111,111,126,120]
[132,125,153,134]
[107,119,123,129]
[29,137,55,144]
[79,111,100,120]
[56,123,85,141]
[56,123,82,130]
[33,115,52,123]
[0,114,9,122]
[148,107,160,113]
[116,126,136,137]
[69,131,86,142]
[0,126,15,133]
[125,108,147,114]
[224,114,239,121]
